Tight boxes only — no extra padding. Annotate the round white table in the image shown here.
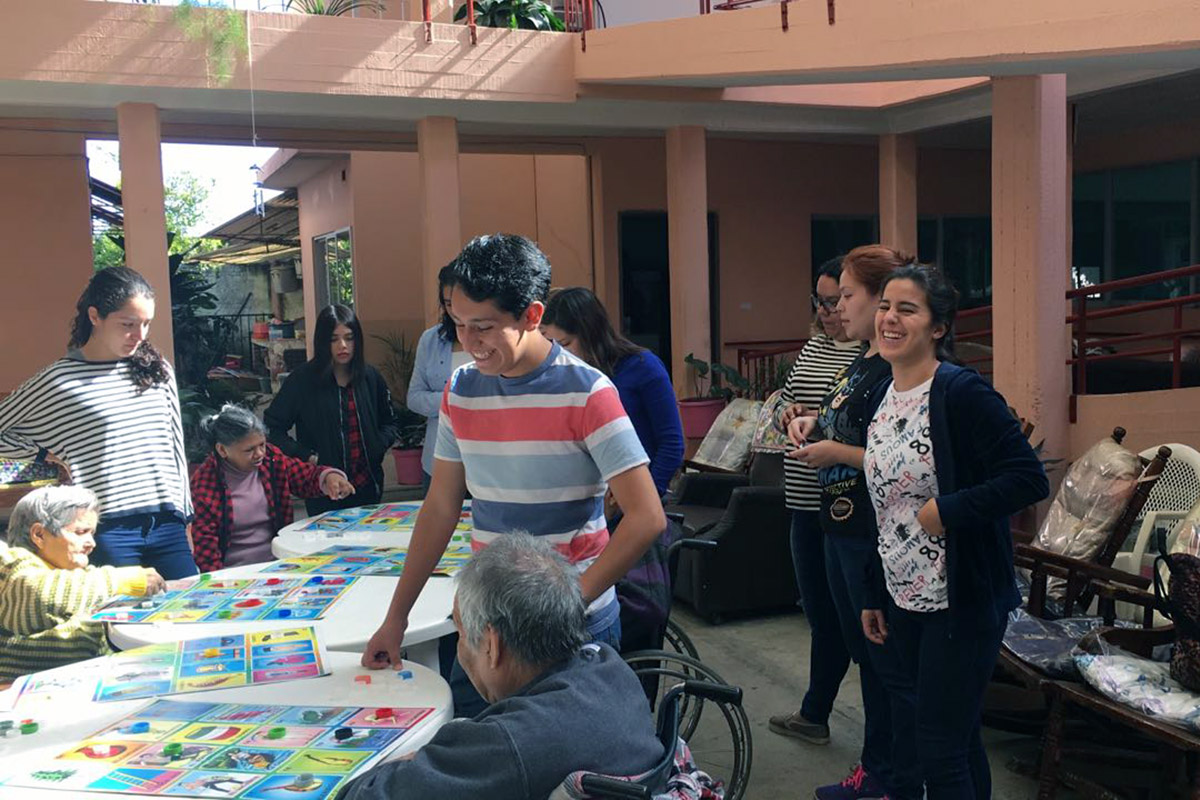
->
[0,652,451,799]
[108,563,457,671]
[271,500,471,560]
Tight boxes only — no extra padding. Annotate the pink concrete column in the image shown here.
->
[991,75,1070,472]
[879,133,918,255]
[117,102,174,361]
[418,116,462,328]
[665,126,711,397]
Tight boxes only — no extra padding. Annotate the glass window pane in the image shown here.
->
[1111,162,1190,301]
[941,217,991,309]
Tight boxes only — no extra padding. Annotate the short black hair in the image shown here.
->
[446,234,552,319]
[312,304,365,382]
[436,263,457,342]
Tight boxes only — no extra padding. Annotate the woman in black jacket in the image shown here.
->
[265,304,399,515]
[860,266,1049,800]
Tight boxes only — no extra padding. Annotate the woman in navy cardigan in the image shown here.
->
[860,265,1049,800]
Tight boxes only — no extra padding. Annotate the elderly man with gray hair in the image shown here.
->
[338,533,663,800]
[0,485,165,682]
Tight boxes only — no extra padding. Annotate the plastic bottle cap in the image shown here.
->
[162,743,183,757]
[278,609,293,618]
[301,710,321,722]
[333,727,353,741]
[128,722,151,734]
[20,721,39,735]
[266,727,287,740]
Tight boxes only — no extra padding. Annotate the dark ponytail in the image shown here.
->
[880,264,961,365]
[70,267,168,392]
[201,404,266,454]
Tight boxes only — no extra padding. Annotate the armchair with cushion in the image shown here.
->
[665,453,795,623]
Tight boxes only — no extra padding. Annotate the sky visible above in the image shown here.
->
[87,141,282,237]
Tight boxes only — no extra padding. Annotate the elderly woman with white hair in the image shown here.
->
[0,485,165,682]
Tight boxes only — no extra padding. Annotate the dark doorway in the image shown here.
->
[811,216,878,281]
[618,211,719,379]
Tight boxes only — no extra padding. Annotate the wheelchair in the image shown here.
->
[568,680,745,800]
[614,514,753,799]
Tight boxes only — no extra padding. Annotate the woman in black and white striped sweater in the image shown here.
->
[0,267,197,579]
[768,256,864,745]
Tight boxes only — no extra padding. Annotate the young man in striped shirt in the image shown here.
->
[362,235,666,717]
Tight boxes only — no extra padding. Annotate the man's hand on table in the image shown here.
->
[362,617,408,670]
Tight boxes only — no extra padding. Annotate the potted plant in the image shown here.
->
[679,353,749,439]
[454,0,566,30]
[371,330,428,486]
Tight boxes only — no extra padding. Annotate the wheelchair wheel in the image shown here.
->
[623,650,752,800]
[662,617,701,662]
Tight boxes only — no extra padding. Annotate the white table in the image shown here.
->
[108,563,457,671]
[0,652,451,799]
[271,500,472,560]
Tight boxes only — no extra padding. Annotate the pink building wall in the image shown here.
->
[0,131,94,392]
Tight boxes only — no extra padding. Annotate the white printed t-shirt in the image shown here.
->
[863,377,947,612]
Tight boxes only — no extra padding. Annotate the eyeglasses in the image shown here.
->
[810,294,839,313]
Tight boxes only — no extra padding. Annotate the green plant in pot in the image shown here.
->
[371,330,428,485]
[678,353,749,439]
[454,0,566,31]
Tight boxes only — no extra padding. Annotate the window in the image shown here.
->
[1073,160,1194,302]
[314,228,354,308]
[918,216,992,309]
[811,216,878,276]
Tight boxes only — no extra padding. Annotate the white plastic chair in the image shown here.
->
[1113,443,1200,622]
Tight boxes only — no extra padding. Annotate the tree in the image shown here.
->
[93,172,219,271]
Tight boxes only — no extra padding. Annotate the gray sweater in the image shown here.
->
[338,644,664,800]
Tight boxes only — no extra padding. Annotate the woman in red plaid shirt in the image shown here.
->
[190,406,355,572]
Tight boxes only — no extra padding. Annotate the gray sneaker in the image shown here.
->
[768,709,830,744]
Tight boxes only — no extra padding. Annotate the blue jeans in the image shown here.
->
[92,513,198,580]
[881,601,1006,800]
[790,511,852,726]
[448,613,622,719]
[825,533,898,792]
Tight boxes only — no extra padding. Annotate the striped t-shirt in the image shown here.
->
[0,356,192,521]
[781,335,864,511]
[435,342,649,632]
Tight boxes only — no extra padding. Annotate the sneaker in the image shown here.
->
[812,764,890,800]
[767,709,830,744]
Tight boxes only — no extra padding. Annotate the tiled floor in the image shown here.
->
[670,605,1048,799]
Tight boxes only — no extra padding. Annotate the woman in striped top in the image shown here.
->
[768,257,863,745]
[0,267,198,579]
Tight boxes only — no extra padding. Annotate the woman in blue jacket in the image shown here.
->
[408,266,468,489]
[860,265,1049,800]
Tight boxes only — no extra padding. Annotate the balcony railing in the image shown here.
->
[732,264,1200,409]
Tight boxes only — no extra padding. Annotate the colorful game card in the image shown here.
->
[2,699,436,799]
[296,501,472,534]
[88,577,356,624]
[8,628,328,709]
[263,544,473,578]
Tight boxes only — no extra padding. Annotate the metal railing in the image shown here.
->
[731,339,808,399]
[929,264,1200,407]
[204,312,273,365]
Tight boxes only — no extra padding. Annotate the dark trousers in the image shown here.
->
[305,481,381,517]
[790,510,852,725]
[92,512,198,580]
[825,532,898,790]
[880,601,1006,800]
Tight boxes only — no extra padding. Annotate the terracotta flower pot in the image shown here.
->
[678,397,726,439]
[391,447,425,486]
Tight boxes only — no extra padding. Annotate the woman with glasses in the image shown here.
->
[408,265,468,490]
[769,257,864,748]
